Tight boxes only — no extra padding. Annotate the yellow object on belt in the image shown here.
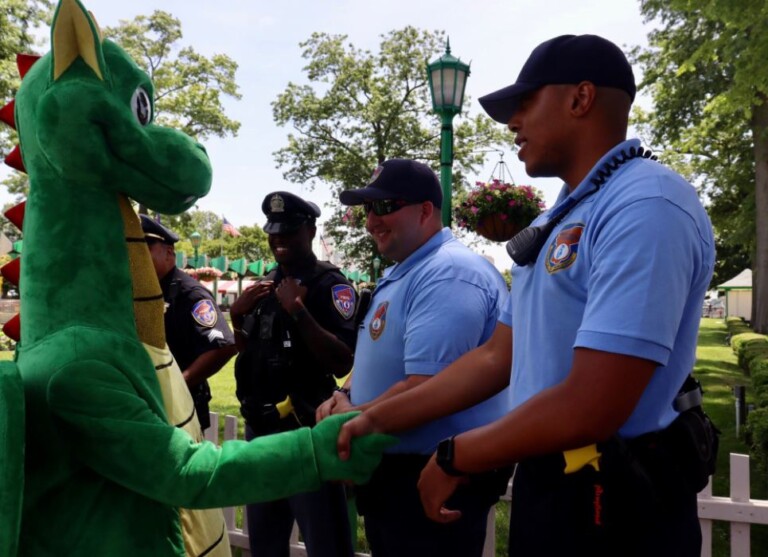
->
[563,444,601,474]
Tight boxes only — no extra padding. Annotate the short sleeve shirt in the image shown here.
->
[351,228,511,454]
[499,139,715,438]
[162,267,235,371]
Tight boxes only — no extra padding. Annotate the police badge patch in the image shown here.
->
[332,284,356,320]
[369,301,389,340]
[545,223,584,274]
[191,299,218,328]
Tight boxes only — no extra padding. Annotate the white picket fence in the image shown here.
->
[205,413,768,557]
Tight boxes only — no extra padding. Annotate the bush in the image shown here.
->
[746,407,768,473]
[731,332,768,352]
[751,358,768,378]
[741,344,768,373]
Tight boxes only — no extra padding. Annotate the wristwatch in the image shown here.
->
[436,436,466,477]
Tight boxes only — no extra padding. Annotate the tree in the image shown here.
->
[0,0,52,194]
[160,210,270,266]
[1,9,243,199]
[633,0,768,330]
[272,27,513,267]
[104,11,241,141]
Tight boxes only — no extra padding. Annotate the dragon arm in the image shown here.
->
[46,360,392,509]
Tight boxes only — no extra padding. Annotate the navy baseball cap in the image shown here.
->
[479,34,636,124]
[262,191,321,234]
[339,159,442,207]
[140,214,179,245]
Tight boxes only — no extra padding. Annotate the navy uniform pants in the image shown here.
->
[508,447,701,557]
[245,424,354,557]
[356,454,509,557]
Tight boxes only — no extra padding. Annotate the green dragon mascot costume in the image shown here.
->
[0,1,392,555]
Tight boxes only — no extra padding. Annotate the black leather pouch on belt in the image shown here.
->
[661,406,720,493]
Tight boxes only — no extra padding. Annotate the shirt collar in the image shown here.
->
[378,227,453,286]
[552,138,641,211]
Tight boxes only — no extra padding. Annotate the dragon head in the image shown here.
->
[13,0,211,214]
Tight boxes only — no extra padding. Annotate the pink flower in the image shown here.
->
[508,200,517,207]
[486,195,493,201]
[499,214,508,220]
[470,206,479,214]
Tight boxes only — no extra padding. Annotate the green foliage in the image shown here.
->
[747,407,768,474]
[272,27,514,267]
[1,8,242,199]
[633,0,768,298]
[104,11,241,141]
[731,332,768,352]
[0,0,53,198]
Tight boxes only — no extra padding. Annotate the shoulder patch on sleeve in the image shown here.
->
[191,299,218,328]
[331,284,356,320]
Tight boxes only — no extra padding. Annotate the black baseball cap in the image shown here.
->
[140,214,179,245]
[262,191,321,234]
[339,159,442,207]
[479,34,636,124]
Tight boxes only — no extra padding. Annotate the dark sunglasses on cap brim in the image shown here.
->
[363,199,420,216]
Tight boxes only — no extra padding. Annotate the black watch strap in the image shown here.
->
[436,436,465,477]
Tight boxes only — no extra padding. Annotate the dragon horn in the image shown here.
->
[0,100,15,130]
[4,145,25,173]
[1,258,20,287]
[17,54,41,78]
[4,202,26,231]
[3,314,20,342]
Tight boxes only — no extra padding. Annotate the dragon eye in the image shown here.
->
[131,87,152,126]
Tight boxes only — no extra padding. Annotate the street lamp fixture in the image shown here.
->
[372,255,381,283]
[426,39,470,228]
[190,231,202,268]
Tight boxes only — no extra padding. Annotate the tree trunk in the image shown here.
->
[752,99,768,332]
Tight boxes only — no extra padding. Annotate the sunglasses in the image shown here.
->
[363,199,418,216]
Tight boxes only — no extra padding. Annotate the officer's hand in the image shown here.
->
[315,395,337,423]
[418,453,463,523]
[275,278,307,314]
[230,280,273,317]
[337,411,377,461]
[311,412,397,485]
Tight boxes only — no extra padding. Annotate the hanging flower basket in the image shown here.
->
[475,214,525,242]
[184,266,222,282]
[454,180,545,242]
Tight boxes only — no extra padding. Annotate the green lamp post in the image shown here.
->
[426,39,470,227]
[189,231,202,269]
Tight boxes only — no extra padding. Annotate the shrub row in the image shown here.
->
[733,318,768,471]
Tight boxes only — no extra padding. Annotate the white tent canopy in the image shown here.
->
[718,268,752,290]
[718,269,752,320]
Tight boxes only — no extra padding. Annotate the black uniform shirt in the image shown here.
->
[236,259,357,424]
[161,266,235,371]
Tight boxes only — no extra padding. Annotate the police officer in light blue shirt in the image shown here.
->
[337,35,716,557]
[317,159,510,557]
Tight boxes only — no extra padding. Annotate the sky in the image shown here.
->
[2,0,656,270]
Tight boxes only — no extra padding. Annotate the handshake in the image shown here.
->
[308,411,396,484]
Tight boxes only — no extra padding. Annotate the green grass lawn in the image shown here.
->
[695,318,768,555]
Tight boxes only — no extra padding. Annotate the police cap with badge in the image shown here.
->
[262,192,321,234]
[140,214,179,245]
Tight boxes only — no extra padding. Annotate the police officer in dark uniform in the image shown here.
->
[141,215,237,431]
[230,191,358,557]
